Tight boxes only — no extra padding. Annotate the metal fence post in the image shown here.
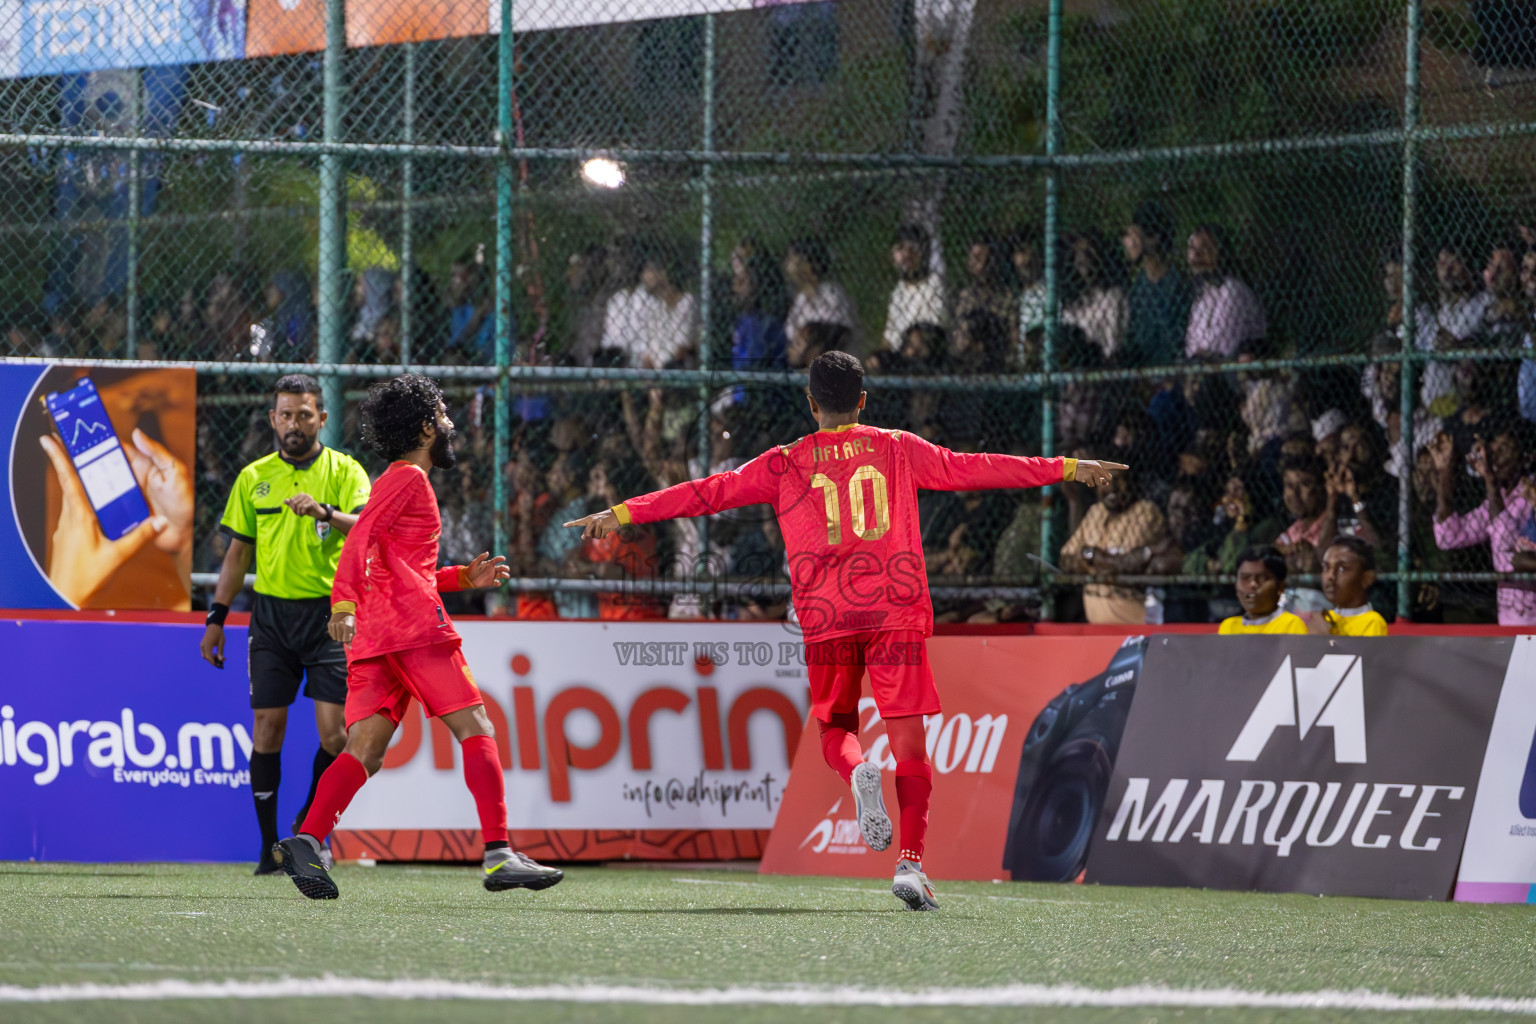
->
[697,12,717,595]
[1038,0,1063,618]
[1397,0,1422,622]
[317,0,346,446]
[400,42,416,367]
[494,0,515,558]
[126,69,141,356]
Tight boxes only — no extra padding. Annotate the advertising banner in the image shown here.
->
[759,635,1132,881]
[1085,636,1511,900]
[1455,635,1536,903]
[2,618,806,862]
[0,619,319,863]
[1,364,196,611]
[0,0,244,78]
[336,621,806,838]
[245,0,820,59]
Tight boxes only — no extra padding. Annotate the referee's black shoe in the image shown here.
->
[274,835,339,900]
[254,849,283,876]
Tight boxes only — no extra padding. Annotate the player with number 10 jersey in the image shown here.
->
[569,351,1126,910]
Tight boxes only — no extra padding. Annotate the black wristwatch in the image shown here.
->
[320,503,335,522]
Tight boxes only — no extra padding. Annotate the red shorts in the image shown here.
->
[806,630,939,723]
[344,641,483,728]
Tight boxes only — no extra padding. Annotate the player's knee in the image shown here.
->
[320,728,347,755]
[251,710,287,752]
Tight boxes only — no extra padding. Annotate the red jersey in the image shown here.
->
[331,461,468,660]
[616,424,1072,643]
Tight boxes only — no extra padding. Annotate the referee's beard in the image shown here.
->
[278,429,317,460]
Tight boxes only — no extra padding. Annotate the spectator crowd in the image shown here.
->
[21,201,1536,626]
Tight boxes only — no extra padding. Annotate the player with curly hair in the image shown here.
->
[274,374,563,899]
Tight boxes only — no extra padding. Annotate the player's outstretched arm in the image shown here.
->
[1074,460,1128,488]
[567,509,621,539]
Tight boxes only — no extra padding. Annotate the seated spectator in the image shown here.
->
[1305,535,1390,636]
[1519,242,1536,425]
[730,239,788,372]
[1185,223,1265,359]
[82,295,128,359]
[1056,324,1112,455]
[788,320,852,369]
[598,236,658,366]
[1062,229,1127,362]
[944,310,1009,375]
[1430,420,1536,625]
[564,244,610,366]
[1238,344,1308,459]
[785,236,858,360]
[447,256,494,363]
[1327,419,1395,551]
[582,461,666,620]
[728,515,788,621]
[1424,242,1491,415]
[537,453,598,619]
[1182,473,1284,580]
[1480,237,1526,347]
[882,223,947,352]
[1218,545,1308,634]
[1010,228,1048,367]
[1312,408,1348,472]
[955,233,1018,346]
[203,272,255,361]
[1059,466,1178,624]
[637,248,699,369]
[1274,457,1330,592]
[1122,200,1189,368]
[348,268,395,356]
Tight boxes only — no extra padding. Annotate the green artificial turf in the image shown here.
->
[2,862,1534,1022]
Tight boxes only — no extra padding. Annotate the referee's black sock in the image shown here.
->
[250,751,282,853]
[295,747,338,834]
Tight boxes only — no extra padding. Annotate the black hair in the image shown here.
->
[1279,455,1326,484]
[360,373,443,462]
[808,350,864,414]
[787,236,832,280]
[1131,200,1175,254]
[1236,544,1289,584]
[1324,534,1377,573]
[273,373,323,410]
[894,222,932,252]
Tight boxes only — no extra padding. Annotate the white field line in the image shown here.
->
[821,885,1085,905]
[670,878,768,888]
[0,977,1534,1014]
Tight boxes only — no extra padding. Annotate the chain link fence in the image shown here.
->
[3,0,1536,625]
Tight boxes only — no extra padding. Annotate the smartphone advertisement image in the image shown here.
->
[1,365,196,609]
[43,378,153,542]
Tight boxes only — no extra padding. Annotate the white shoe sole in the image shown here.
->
[892,876,939,911]
[851,761,892,852]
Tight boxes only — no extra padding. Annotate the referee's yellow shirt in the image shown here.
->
[218,445,371,600]
[1324,607,1391,637]
[1218,610,1309,635]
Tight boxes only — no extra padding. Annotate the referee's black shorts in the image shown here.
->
[248,593,348,709]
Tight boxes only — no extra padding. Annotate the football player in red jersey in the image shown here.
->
[568,351,1124,910]
[274,374,563,900]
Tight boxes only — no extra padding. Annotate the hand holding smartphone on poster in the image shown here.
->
[38,377,194,605]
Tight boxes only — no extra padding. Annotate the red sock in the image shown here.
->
[894,760,933,863]
[460,734,509,846]
[883,714,932,864]
[817,712,862,784]
[298,752,369,843]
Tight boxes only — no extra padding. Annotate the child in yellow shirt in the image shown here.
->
[1218,546,1309,635]
[1307,535,1390,637]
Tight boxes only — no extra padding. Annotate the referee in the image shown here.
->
[200,374,372,875]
